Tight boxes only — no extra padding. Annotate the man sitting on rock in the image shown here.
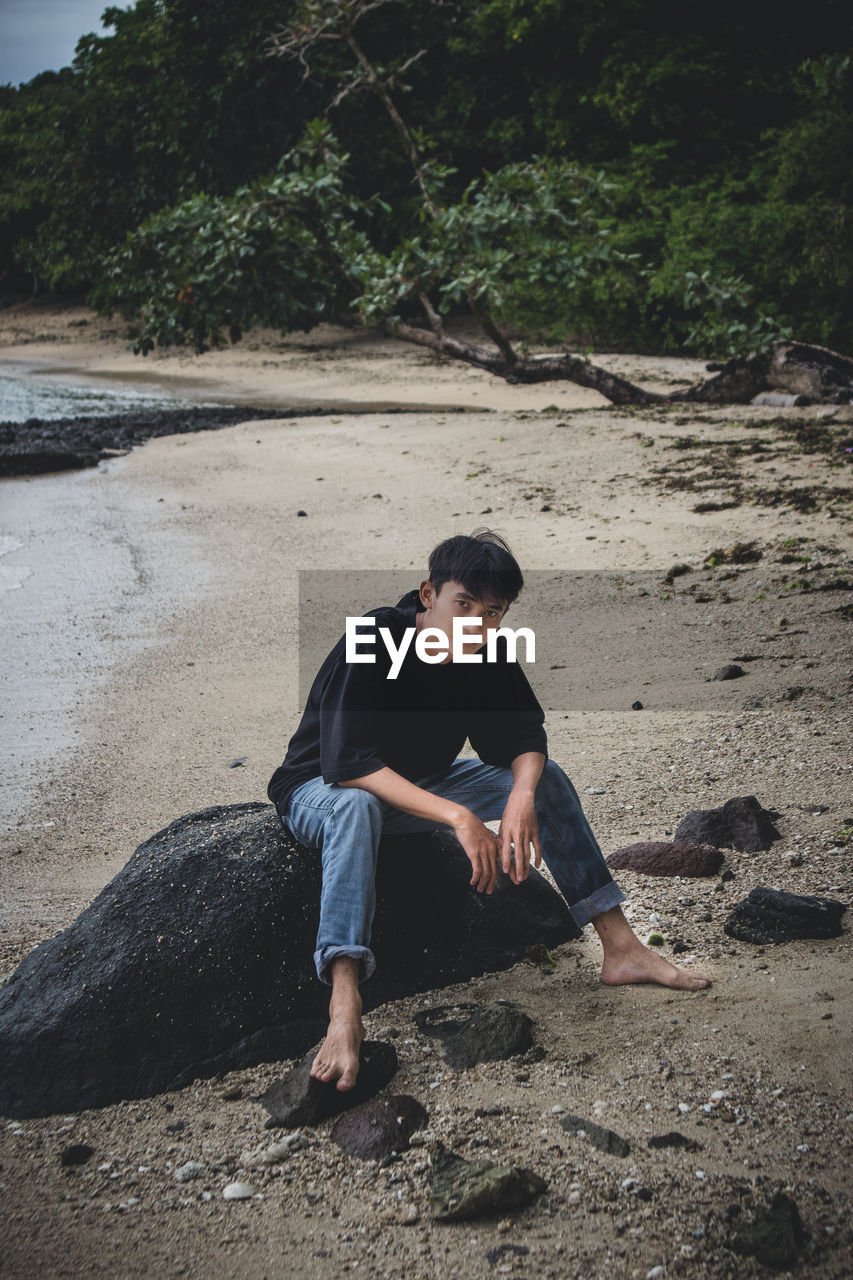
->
[268,530,710,1092]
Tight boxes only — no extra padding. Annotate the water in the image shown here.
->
[0,363,222,423]
[0,458,218,831]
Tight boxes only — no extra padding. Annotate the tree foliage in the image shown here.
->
[1,0,850,352]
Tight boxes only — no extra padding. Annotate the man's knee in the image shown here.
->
[535,758,580,809]
[332,785,383,826]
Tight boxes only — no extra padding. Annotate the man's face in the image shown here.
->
[416,579,508,662]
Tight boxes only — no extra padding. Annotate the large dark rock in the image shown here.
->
[0,803,577,1118]
[675,795,781,852]
[607,840,724,878]
[413,1002,534,1069]
[724,886,847,944]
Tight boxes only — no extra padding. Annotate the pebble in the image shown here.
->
[646,1267,665,1279]
[241,1136,305,1167]
[223,1182,254,1200]
[174,1161,206,1182]
[584,787,606,795]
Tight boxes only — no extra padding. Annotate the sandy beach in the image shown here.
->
[1,298,851,1278]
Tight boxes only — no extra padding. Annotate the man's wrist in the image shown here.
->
[509,784,536,800]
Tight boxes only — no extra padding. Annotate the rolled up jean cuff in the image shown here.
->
[314,943,376,985]
[568,882,627,930]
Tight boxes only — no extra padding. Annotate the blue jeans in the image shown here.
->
[283,757,626,983]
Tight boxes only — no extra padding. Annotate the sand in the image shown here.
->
[0,298,851,1278]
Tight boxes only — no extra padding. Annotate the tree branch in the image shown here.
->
[388,321,663,403]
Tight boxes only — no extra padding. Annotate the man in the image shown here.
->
[268,530,710,1091]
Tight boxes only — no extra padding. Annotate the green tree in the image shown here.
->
[95,0,853,404]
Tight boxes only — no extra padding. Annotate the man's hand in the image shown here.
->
[498,791,542,885]
[453,811,502,894]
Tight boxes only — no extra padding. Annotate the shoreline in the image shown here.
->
[0,301,850,1279]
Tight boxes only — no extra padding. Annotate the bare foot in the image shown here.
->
[310,1013,365,1091]
[311,957,365,1091]
[600,948,711,991]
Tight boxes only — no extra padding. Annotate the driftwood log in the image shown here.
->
[391,321,853,408]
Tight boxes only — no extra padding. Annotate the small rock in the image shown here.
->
[429,1143,547,1222]
[227,759,247,770]
[241,1133,307,1167]
[709,664,745,681]
[675,795,781,853]
[331,1095,427,1161]
[223,1182,254,1200]
[559,1113,630,1157]
[731,1191,806,1269]
[607,840,724,878]
[704,541,762,566]
[261,1040,398,1128]
[296,509,308,517]
[414,1003,533,1069]
[724,887,846,944]
[782,851,804,868]
[485,1244,529,1265]
[751,392,810,407]
[584,787,606,795]
[648,1132,701,1152]
[60,1143,94,1167]
[174,1161,206,1182]
[631,701,644,711]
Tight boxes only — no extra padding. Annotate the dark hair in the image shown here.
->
[427,528,524,607]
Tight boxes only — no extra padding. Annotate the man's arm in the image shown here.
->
[338,767,502,894]
[497,751,546,885]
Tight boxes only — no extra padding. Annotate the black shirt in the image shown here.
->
[267,589,548,815]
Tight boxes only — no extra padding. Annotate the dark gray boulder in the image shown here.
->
[0,802,577,1119]
[724,886,846,944]
[607,840,724,877]
[675,795,781,852]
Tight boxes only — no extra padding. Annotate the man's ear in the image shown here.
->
[419,579,435,608]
